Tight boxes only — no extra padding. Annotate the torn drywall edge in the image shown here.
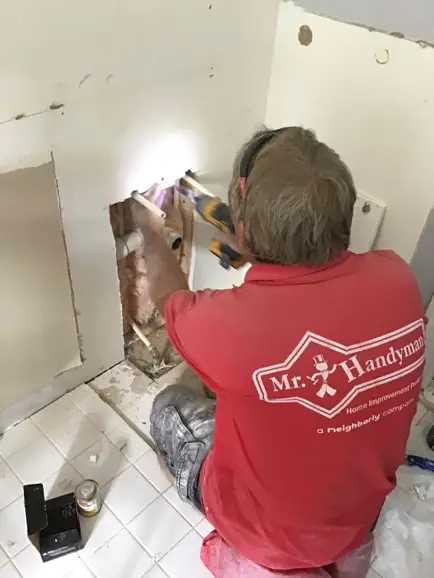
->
[290,0,434,47]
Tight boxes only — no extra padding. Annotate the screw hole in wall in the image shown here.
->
[362,202,371,214]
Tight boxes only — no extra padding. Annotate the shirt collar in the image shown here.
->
[245,251,352,284]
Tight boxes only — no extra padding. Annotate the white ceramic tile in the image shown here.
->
[0,420,42,460]
[31,396,75,430]
[71,438,129,487]
[102,466,159,525]
[163,486,203,526]
[35,405,104,460]
[135,452,173,493]
[66,559,96,578]
[0,546,8,568]
[78,504,122,559]
[154,362,203,394]
[106,422,152,464]
[0,497,30,557]
[92,364,157,439]
[91,362,153,394]
[110,393,157,440]
[42,463,84,500]
[128,497,191,560]
[143,567,168,578]
[7,435,66,484]
[69,386,125,434]
[0,562,21,578]
[159,531,212,578]
[45,409,104,460]
[195,518,214,538]
[12,544,79,578]
[0,460,23,510]
[87,529,153,578]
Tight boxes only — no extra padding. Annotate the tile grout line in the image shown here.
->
[157,528,207,573]
[87,382,159,451]
[160,489,201,521]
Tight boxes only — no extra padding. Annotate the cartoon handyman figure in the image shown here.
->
[309,354,337,398]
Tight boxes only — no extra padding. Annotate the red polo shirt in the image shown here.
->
[165,250,425,570]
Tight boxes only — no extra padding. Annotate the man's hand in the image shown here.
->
[212,230,255,265]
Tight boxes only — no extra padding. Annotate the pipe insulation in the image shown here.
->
[115,227,183,260]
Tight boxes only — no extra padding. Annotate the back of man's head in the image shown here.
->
[228,127,357,266]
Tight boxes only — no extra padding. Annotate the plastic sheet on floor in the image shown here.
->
[373,467,434,578]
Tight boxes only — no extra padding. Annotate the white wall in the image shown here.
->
[267,2,434,263]
[0,0,280,430]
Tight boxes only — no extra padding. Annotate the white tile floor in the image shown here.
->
[1,361,433,578]
[0,383,212,578]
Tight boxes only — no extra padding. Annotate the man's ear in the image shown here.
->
[237,220,245,247]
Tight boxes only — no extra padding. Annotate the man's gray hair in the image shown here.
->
[228,127,357,266]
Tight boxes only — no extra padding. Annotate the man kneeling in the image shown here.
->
[134,127,425,576]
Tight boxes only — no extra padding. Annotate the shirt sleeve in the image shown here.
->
[164,289,223,391]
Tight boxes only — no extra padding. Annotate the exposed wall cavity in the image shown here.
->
[110,186,192,333]
[109,185,193,379]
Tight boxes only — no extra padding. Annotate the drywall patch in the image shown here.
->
[298,24,313,46]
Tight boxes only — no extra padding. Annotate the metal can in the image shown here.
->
[75,479,102,517]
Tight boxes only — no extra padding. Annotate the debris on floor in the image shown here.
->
[126,326,181,380]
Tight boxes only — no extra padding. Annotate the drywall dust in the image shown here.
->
[130,376,152,395]
[101,385,126,405]
[298,24,313,46]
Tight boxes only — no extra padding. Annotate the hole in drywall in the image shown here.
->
[14,113,26,120]
[298,24,313,46]
[362,202,371,214]
[109,182,194,379]
[209,4,212,9]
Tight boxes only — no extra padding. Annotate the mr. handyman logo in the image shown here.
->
[252,319,426,418]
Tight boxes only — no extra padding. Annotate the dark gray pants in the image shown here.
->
[150,384,216,511]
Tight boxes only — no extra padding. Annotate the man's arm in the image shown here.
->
[140,224,189,315]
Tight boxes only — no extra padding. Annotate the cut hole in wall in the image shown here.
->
[109,182,194,380]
